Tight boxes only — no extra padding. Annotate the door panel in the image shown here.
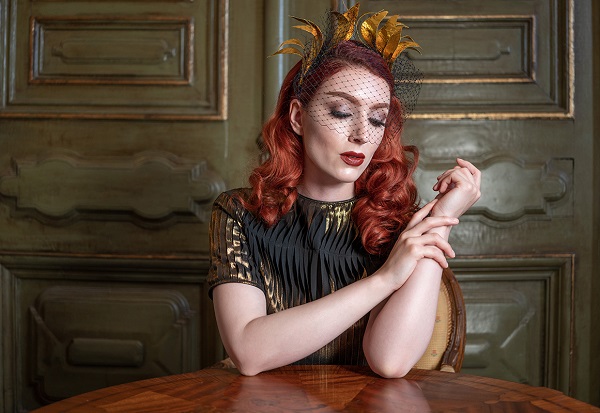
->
[353,0,596,404]
[7,1,226,119]
[450,255,573,392]
[0,0,264,411]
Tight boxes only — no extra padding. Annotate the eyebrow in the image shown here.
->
[325,91,389,110]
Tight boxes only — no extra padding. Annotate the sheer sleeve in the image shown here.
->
[207,191,264,298]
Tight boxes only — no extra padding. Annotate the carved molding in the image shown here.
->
[0,151,226,228]
[361,0,574,120]
[450,255,574,394]
[30,286,195,402]
[0,252,210,409]
[0,252,210,281]
[415,156,573,227]
[408,16,535,83]
[0,263,15,412]
[30,16,194,86]
[0,0,229,120]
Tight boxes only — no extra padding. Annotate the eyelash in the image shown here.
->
[330,110,386,128]
[330,110,351,119]
[370,118,386,128]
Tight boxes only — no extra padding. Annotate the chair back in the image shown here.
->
[413,267,466,372]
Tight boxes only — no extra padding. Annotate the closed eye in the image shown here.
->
[331,110,352,119]
[369,118,386,127]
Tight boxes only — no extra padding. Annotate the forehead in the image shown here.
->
[315,66,390,104]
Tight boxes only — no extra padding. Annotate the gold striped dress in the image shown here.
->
[208,188,381,365]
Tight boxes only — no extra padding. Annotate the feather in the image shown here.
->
[360,11,388,48]
[271,47,304,58]
[391,36,421,62]
[332,4,360,42]
[271,3,422,83]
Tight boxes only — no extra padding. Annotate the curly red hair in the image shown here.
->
[241,41,419,256]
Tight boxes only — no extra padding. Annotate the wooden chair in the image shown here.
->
[413,267,466,372]
[210,268,466,373]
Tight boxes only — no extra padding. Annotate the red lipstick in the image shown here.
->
[340,151,365,166]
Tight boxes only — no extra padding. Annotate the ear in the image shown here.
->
[289,99,303,136]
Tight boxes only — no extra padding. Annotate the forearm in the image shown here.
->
[214,273,396,376]
[362,258,443,377]
[363,225,451,377]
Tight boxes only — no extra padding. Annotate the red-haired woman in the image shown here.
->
[208,39,480,377]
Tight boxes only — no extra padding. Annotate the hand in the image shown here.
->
[377,200,458,290]
[430,158,481,219]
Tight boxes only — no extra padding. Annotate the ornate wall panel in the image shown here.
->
[359,0,573,119]
[0,0,266,411]
[415,156,573,227]
[30,286,194,402]
[0,151,226,228]
[451,255,573,394]
[0,0,228,119]
[0,253,220,411]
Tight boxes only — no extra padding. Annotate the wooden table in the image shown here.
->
[32,365,599,412]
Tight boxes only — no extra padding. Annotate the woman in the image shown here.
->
[208,6,481,378]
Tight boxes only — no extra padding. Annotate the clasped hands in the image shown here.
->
[378,158,481,289]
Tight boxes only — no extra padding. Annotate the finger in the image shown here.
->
[434,166,467,191]
[456,158,476,173]
[399,233,454,264]
[436,166,461,180]
[434,167,475,192]
[405,199,438,230]
[420,233,456,258]
[406,216,459,236]
[457,158,482,187]
[419,198,438,215]
[435,172,462,193]
[434,167,460,188]
[436,159,480,188]
[422,246,451,269]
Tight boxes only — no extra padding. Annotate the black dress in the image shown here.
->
[208,188,381,365]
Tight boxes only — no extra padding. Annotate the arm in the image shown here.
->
[362,230,449,378]
[213,271,394,376]
[212,203,458,376]
[363,158,481,378]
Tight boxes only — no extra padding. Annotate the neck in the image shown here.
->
[296,182,355,202]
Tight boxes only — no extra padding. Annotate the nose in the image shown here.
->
[348,112,369,144]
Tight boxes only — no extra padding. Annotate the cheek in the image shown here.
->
[304,123,338,152]
[302,134,327,166]
[365,145,380,163]
[305,140,332,166]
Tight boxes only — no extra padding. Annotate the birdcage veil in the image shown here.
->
[272,3,423,144]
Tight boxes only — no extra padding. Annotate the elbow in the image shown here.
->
[363,338,422,378]
[235,360,262,377]
[369,361,412,379]
[227,352,265,377]
[364,345,414,379]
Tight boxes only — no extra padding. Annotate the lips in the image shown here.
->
[340,151,365,167]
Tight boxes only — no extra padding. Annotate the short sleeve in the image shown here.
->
[207,191,265,298]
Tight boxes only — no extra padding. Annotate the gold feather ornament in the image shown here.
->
[272,2,421,82]
[360,11,421,68]
[272,4,360,85]
[271,2,423,144]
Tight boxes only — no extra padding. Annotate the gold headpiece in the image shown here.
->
[272,3,421,85]
[271,3,423,144]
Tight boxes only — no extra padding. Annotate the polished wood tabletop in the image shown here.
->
[32,365,599,413]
